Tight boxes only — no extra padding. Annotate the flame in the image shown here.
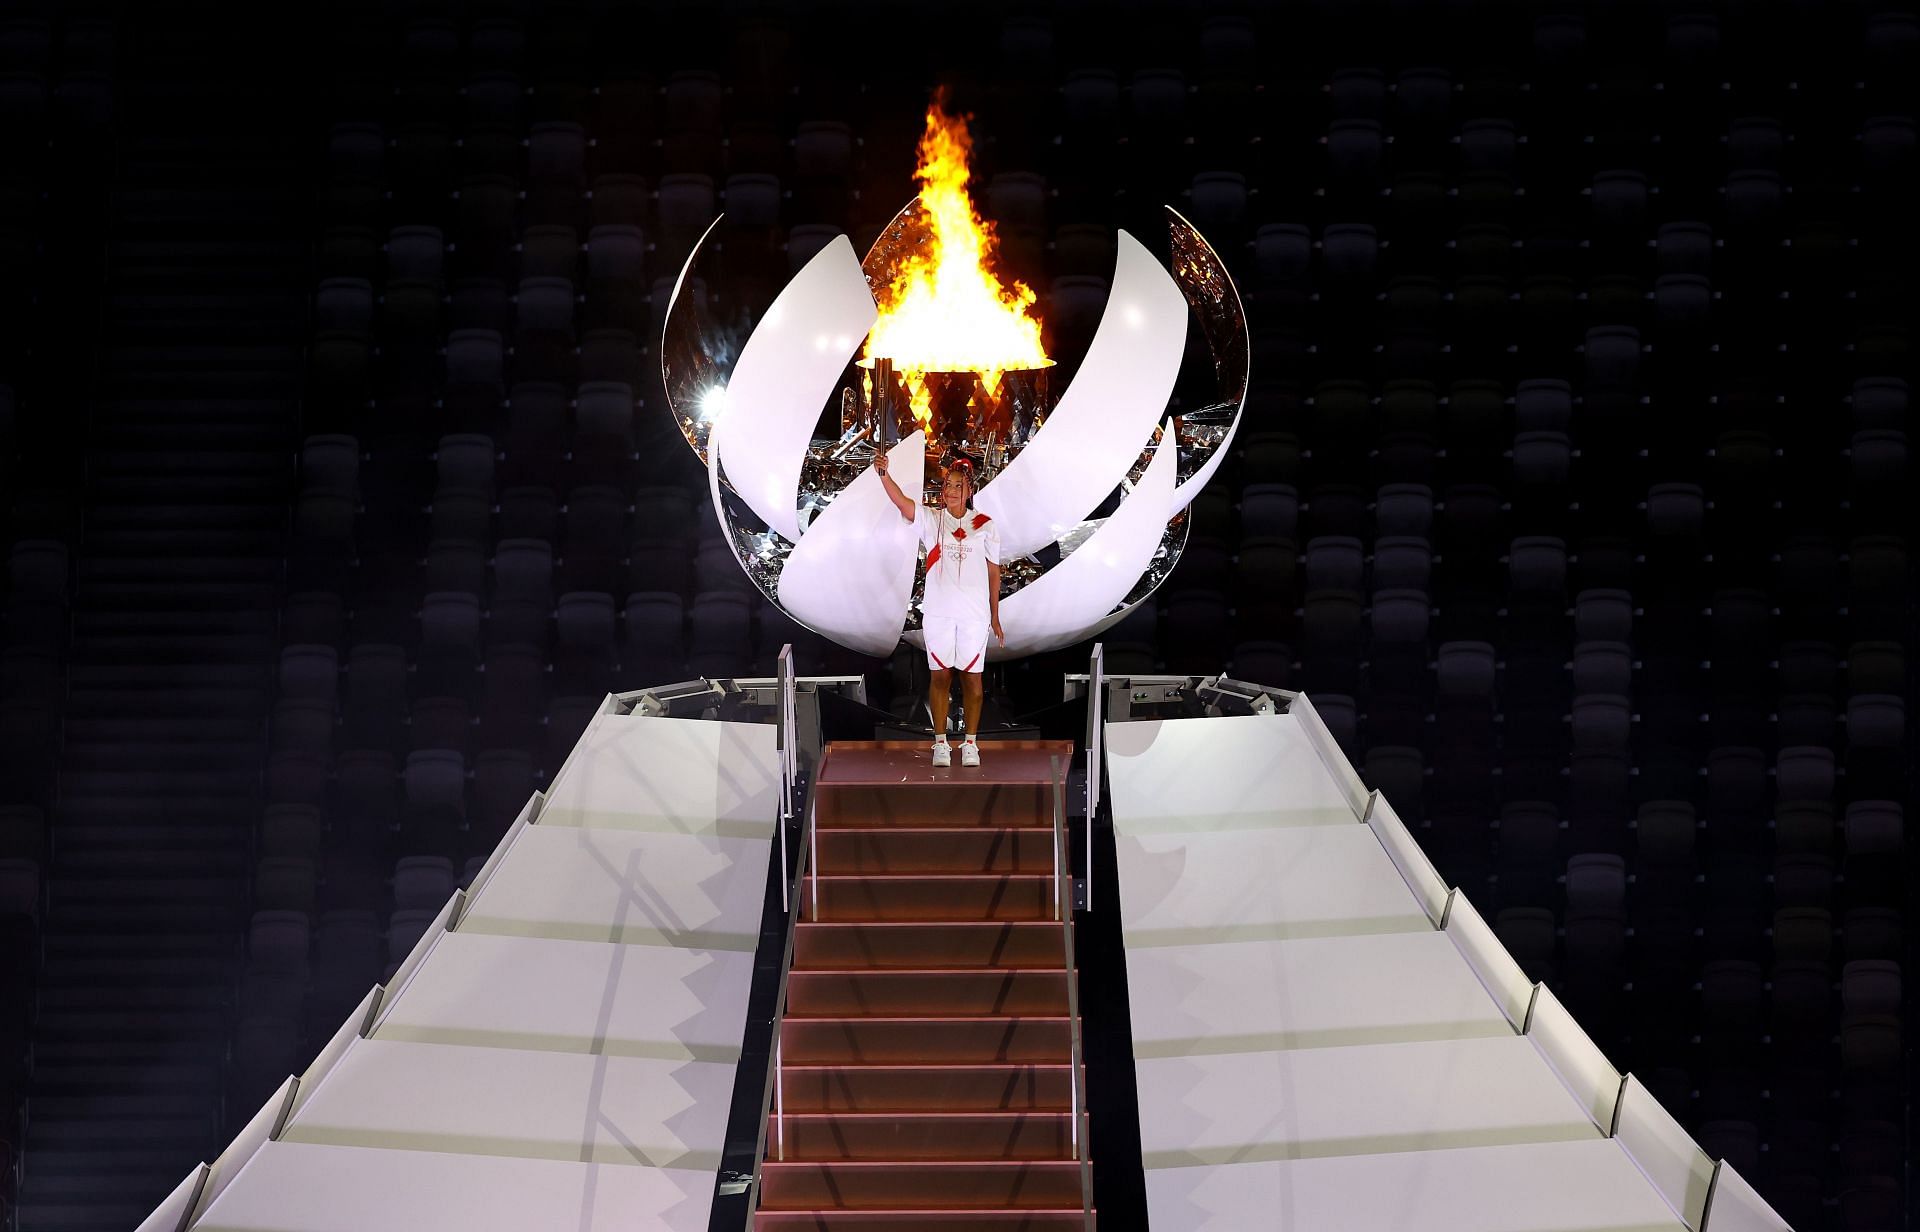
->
[864,94,1050,432]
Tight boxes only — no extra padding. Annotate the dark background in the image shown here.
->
[0,1,1913,1228]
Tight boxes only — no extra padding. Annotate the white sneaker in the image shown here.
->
[930,740,951,768]
[959,739,980,768]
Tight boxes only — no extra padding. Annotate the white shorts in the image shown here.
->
[923,613,989,674]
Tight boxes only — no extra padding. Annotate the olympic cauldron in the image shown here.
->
[658,200,1249,660]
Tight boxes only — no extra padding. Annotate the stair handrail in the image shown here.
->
[746,767,817,1222]
[1052,755,1095,1229]
[1085,642,1105,911]
[774,644,796,911]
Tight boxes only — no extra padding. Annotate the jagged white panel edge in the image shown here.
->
[1170,402,1245,515]
[136,1164,207,1232]
[710,234,877,543]
[1702,1160,1795,1231]
[1166,202,1251,513]
[776,432,926,657]
[974,230,1188,560]
[989,420,1177,660]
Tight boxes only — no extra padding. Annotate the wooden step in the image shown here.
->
[815,827,1058,875]
[761,740,1087,1225]
[787,970,1069,1017]
[758,1160,1087,1211]
[795,922,1067,969]
[756,1213,1091,1231]
[770,1111,1072,1161]
[812,874,1054,922]
[778,1064,1072,1113]
[820,784,1051,830]
[781,1017,1072,1065]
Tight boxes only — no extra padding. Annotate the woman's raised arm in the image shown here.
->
[874,451,917,522]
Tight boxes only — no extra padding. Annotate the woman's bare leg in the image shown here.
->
[961,670,984,738]
[929,668,954,739]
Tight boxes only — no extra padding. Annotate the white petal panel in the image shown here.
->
[989,421,1177,659]
[974,230,1188,560]
[776,433,926,657]
[1171,403,1246,514]
[710,235,877,543]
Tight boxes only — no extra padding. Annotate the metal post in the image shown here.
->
[1051,755,1063,924]
[1052,756,1094,1227]
[1085,643,1104,913]
[808,793,820,922]
[784,652,798,789]
[776,645,795,913]
[777,644,796,809]
[748,768,814,1222]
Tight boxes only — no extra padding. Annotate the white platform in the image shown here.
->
[1142,1138,1692,1232]
[162,710,781,1232]
[1124,933,1516,1057]
[1106,705,1793,1232]
[455,823,771,948]
[140,687,1795,1232]
[1100,712,1356,831]
[1117,824,1435,944]
[371,932,755,1060]
[190,1140,718,1232]
[282,1038,735,1169]
[1136,1036,1601,1166]
[538,709,783,834]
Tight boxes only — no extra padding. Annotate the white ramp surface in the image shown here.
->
[1106,707,1792,1232]
[191,1141,715,1232]
[179,712,781,1232]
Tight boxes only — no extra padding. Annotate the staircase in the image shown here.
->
[757,741,1094,1231]
[15,13,308,1228]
